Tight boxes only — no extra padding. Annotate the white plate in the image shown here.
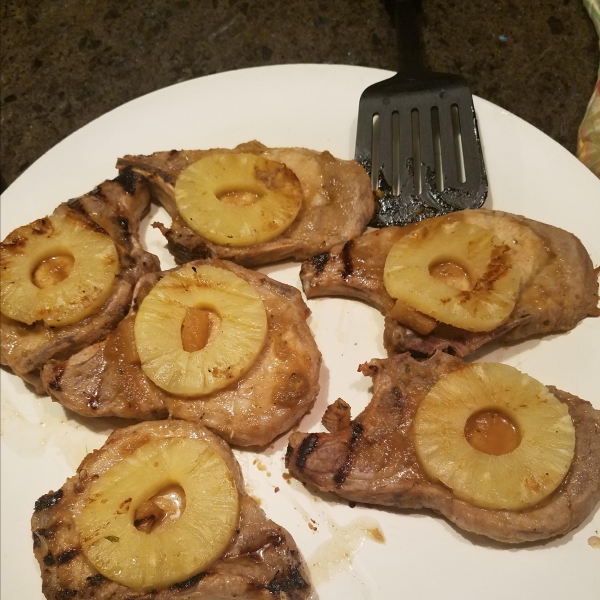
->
[1,64,599,600]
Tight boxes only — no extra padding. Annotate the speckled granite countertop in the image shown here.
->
[1,0,597,191]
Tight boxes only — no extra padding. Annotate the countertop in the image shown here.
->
[1,0,598,191]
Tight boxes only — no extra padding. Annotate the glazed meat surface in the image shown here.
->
[32,420,311,600]
[116,141,374,267]
[300,209,599,357]
[41,259,321,447]
[1,171,160,392]
[286,352,600,543]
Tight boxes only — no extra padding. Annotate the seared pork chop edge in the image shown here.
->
[1,170,160,393]
[285,352,600,544]
[31,420,311,600]
[117,140,375,267]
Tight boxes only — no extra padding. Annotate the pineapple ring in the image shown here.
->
[413,363,576,511]
[174,153,303,247]
[75,437,239,591]
[0,213,119,326]
[134,264,268,397]
[383,220,521,332]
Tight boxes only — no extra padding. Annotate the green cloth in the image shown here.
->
[578,0,600,177]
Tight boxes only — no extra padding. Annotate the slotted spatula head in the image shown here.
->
[356,0,488,227]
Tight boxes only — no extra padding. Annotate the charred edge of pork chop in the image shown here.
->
[41,258,322,447]
[321,398,352,433]
[285,352,600,544]
[116,140,374,267]
[0,171,160,393]
[299,209,599,357]
[381,316,530,358]
[31,420,311,600]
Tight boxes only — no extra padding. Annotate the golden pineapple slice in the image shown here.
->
[174,153,303,247]
[413,363,576,510]
[75,437,239,591]
[383,219,521,332]
[0,213,119,326]
[134,264,268,396]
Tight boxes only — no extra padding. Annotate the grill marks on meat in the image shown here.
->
[116,141,374,267]
[41,259,321,447]
[31,420,312,600]
[300,209,599,357]
[286,352,600,544]
[1,173,160,392]
[302,226,405,315]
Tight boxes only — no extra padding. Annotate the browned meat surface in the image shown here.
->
[31,420,311,600]
[300,209,599,357]
[116,140,374,267]
[286,352,600,544]
[1,171,160,392]
[41,259,321,447]
[321,398,352,433]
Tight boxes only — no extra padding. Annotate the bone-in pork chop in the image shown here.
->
[1,171,160,393]
[116,141,374,267]
[41,259,321,447]
[286,352,600,543]
[300,209,599,357]
[32,420,311,600]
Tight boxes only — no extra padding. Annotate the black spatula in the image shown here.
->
[355,0,488,227]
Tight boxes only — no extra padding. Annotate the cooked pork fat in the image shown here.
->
[116,141,374,267]
[1,171,160,392]
[32,420,311,600]
[41,259,321,447]
[300,209,599,357]
[286,352,600,544]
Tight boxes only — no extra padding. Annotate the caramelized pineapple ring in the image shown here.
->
[414,363,576,510]
[75,437,239,591]
[134,264,268,397]
[0,213,119,327]
[383,220,521,332]
[174,153,303,247]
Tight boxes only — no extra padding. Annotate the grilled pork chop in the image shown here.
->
[300,209,599,357]
[0,171,160,393]
[116,141,374,267]
[32,420,311,600]
[286,352,600,544]
[41,259,321,447]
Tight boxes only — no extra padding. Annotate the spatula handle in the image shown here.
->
[394,0,424,75]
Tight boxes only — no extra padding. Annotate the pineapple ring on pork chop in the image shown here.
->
[300,208,600,357]
[116,140,374,267]
[1,212,120,327]
[383,220,521,332]
[32,420,312,599]
[76,437,239,590]
[41,259,321,447]
[135,264,268,397]
[175,153,303,247]
[0,171,160,393]
[286,352,600,544]
[413,362,576,511]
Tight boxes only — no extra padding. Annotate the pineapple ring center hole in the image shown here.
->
[216,185,265,207]
[181,307,222,352]
[32,254,75,289]
[464,409,521,456]
[429,261,471,292]
[133,484,186,534]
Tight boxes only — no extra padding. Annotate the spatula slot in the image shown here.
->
[371,113,381,192]
[411,109,422,196]
[431,106,444,192]
[451,103,467,184]
[392,110,401,195]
